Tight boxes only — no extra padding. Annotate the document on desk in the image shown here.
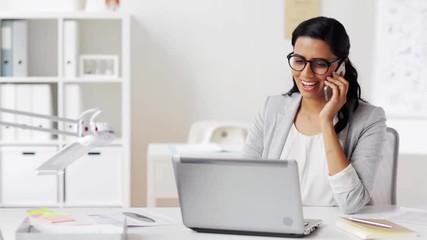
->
[388,207,427,225]
[27,215,124,234]
[88,209,177,227]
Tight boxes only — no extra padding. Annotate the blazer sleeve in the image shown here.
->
[241,97,270,159]
[329,106,387,214]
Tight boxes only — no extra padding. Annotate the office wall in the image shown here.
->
[122,0,291,206]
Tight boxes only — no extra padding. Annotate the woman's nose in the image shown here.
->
[300,62,315,78]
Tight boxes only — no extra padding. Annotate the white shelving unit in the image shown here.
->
[0,12,130,207]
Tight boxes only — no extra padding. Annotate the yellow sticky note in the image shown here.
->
[27,208,50,216]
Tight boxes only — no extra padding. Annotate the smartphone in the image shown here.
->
[324,62,346,101]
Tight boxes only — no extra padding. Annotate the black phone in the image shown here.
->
[324,62,346,101]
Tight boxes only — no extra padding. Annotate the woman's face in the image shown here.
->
[292,37,339,101]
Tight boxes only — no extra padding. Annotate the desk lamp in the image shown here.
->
[0,108,115,175]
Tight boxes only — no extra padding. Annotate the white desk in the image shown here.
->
[1,206,426,240]
[147,143,240,207]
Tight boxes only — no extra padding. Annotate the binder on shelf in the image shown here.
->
[12,20,28,77]
[0,84,17,141]
[63,20,79,78]
[15,84,33,141]
[1,20,13,76]
[31,84,53,141]
[64,84,82,142]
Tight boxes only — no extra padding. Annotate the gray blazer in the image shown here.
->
[242,93,387,214]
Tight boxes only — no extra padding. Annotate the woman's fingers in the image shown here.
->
[328,72,348,100]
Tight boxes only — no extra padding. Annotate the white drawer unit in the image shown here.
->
[147,144,241,207]
[65,146,122,206]
[0,146,59,207]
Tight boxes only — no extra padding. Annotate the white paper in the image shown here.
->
[388,207,427,225]
[29,215,123,234]
[87,209,176,227]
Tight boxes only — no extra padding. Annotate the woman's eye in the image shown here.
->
[294,59,305,64]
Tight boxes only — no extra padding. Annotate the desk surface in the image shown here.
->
[1,206,426,239]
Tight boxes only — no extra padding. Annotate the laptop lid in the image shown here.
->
[172,156,320,237]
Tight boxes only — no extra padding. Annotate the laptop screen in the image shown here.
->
[173,156,308,235]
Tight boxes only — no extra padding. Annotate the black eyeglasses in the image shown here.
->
[287,52,342,75]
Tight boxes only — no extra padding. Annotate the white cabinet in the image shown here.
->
[65,146,122,206]
[147,144,241,207]
[0,12,130,207]
[0,146,58,207]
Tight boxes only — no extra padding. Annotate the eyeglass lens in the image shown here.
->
[288,55,330,75]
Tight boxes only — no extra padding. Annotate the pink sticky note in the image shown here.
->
[40,215,75,223]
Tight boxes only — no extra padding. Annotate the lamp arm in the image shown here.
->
[0,107,116,175]
[0,107,77,123]
[0,107,80,137]
[0,120,78,136]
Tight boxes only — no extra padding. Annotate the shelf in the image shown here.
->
[60,138,123,146]
[0,139,123,146]
[0,77,59,83]
[0,77,124,83]
[64,77,123,83]
[0,140,59,146]
[0,11,128,20]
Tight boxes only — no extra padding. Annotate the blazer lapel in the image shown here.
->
[267,94,301,159]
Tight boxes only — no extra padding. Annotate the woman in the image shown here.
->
[241,16,386,214]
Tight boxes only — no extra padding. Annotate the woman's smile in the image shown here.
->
[301,80,320,91]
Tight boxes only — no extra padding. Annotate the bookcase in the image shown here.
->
[0,12,130,207]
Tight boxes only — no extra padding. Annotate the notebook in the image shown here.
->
[172,156,322,237]
[336,217,417,239]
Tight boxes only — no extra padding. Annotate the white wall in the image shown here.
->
[122,0,291,206]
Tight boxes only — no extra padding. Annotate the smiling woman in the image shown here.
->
[241,16,387,214]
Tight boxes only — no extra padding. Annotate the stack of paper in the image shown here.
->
[336,217,417,239]
[27,208,75,224]
[16,208,125,240]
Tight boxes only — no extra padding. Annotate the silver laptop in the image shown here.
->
[172,156,322,237]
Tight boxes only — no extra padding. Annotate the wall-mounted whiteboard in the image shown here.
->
[374,0,427,118]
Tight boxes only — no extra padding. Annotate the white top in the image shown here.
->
[280,124,359,207]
